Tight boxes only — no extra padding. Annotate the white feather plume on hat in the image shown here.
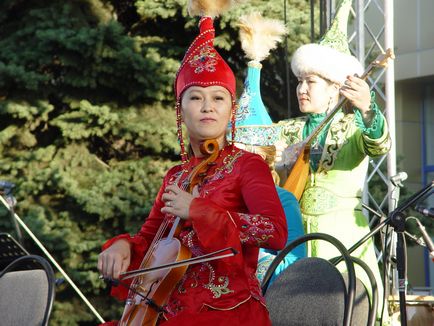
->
[238,12,287,63]
[188,0,243,17]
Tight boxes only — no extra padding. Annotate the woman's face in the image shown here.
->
[296,74,339,114]
[181,85,232,145]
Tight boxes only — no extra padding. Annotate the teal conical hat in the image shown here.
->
[230,12,286,146]
[291,0,363,85]
[233,61,281,146]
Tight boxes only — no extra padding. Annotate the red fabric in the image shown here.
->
[175,17,236,100]
[104,145,287,323]
[160,297,271,326]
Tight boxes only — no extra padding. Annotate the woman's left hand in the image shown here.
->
[340,75,371,113]
[340,75,375,125]
[161,184,197,220]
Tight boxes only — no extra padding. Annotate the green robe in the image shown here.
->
[278,103,391,321]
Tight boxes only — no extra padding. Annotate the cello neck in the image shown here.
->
[167,216,181,240]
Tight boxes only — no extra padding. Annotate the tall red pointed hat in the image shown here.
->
[174,1,238,164]
[175,16,236,100]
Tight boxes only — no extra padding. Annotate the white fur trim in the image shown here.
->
[291,44,363,85]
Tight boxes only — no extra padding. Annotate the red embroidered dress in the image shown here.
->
[103,145,287,324]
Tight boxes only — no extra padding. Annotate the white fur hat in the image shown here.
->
[291,0,363,85]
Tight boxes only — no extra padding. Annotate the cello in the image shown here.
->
[117,139,231,326]
[280,49,394,200]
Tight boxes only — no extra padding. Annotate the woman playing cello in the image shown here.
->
[97,2,287,325]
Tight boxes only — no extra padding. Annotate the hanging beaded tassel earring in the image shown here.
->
[230,101,237,144]
[176,101,189,168]
[229,100,237,157]
[326,96,333,114]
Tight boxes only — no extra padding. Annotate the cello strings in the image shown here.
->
[125,142,221,305]
[132,170,189,289]
[140,171,187,265]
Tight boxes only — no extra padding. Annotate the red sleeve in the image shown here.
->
[101,171,172,300]
[189,155,287,254]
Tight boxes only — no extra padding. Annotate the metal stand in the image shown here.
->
[388,172,408,298]
[0,233,29,270]
[0,181,22,245]
[332,181,434,326]
[0,195,106,323]
[393,212,408,324]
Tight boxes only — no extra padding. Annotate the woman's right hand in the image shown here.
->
[274,140,289,186]
[98,239,131,280]
[274,140,287,165]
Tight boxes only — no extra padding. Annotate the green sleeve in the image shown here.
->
[354,91,385,139]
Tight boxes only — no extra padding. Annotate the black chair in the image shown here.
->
[340,256,378,326]
[0,255,56,326]
[261,233,356,326]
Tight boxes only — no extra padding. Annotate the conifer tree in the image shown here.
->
[0,0,314,323]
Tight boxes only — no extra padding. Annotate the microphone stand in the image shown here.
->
[332,181,434,326]
[363,205,422,248]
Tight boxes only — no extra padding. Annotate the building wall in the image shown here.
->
[394,0,434,289]
[395,81,426,288]
[395,81,422,189]
[395,0,434,81]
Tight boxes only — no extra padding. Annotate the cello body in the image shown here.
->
[119,236,191,326]
[118,139,220,325]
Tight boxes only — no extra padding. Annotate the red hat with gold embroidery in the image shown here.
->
[175,1,238,164]
[174,1,236,101]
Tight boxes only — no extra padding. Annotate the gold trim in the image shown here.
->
[226,211,237,227]
[202,295,252,311]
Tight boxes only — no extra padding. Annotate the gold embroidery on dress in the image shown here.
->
[280,118,305,145]
[202,150,244,185]
[177,274,187,294]
[320,114,352,172]
[255,234,273,245]
[362,131,392,156]
[202,262,234,298]
[202,295,252,311]
[182,230,195,249]
[239,214,275,245]
[220,150,243,175]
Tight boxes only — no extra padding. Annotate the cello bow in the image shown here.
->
[119,247,238,280]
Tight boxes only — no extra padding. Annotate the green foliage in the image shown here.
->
[0,1,178,103]
[0,0,315,324]
[136,0,187,19]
